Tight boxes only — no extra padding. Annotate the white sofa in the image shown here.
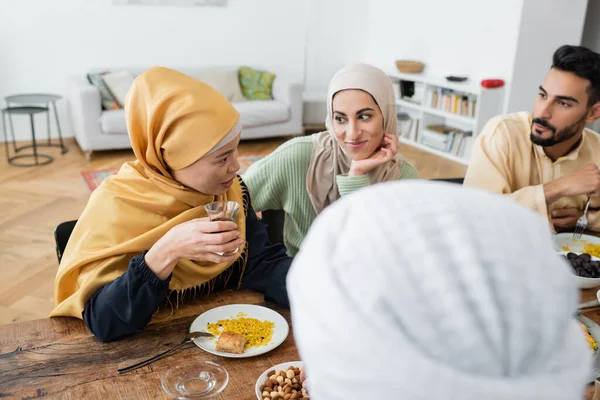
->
[66,67,304,154]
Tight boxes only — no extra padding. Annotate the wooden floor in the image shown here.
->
[0,136,465,325]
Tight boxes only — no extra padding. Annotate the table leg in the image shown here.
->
[7,101,17,153]
[46,102,51,145]
[52,101,67,153]
[30,114,39,165]
[2,111,10,162]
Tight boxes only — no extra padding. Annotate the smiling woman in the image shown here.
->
[243,63,420,257]
[51,67,293,343]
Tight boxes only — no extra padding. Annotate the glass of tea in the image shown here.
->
[204,201,240,255]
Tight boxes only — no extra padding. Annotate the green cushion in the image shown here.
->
[239,66,276,101]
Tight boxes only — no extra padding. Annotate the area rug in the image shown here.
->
[81,155,264,192]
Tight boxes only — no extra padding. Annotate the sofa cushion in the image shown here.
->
[102,70,136,107]
[87,72,120,111]
[233,101,289,128]
[195,70,246,102]
[239,66,276,100]
[100,109,128,135]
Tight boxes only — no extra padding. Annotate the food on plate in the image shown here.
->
[260,366,309,399]
[215,331,246,354]
[561,240,600,258]
[581,323,598,352]
[585,243,600,258]
[563,252,600,278]
[205,312,274,350]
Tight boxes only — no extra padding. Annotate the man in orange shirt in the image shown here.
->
[464,45,600,232]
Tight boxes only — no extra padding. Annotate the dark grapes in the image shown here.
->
[564,253,600,278]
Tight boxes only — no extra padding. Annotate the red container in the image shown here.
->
[481,79,505,89]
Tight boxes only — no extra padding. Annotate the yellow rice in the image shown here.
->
[562,240,600,258]
[584,243,600,258]
[581,323,598,352]
[205,312,274,349]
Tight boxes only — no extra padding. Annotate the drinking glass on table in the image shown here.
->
[162,361,229,399]
[204,201,240,256]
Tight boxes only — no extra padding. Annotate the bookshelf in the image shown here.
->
[390,71,506,166]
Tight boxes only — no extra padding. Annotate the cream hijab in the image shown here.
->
[306,63,403,214]
[289,181,590,400]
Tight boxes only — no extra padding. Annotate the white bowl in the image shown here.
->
[255,361,303,400]
[559,251,600,289]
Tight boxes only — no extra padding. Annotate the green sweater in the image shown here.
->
[243,136,419,256]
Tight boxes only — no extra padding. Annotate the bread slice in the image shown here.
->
[215,332,246,354]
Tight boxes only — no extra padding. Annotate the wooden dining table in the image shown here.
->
[2,281,600,399]
[0,290,298,400]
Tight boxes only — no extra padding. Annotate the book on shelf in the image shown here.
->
[428,87,477,118]
[419,124,473,159]
[397,113,419,142]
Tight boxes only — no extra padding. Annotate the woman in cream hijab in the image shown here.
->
[288,181,591,400]
[51,67,292,342]
[244,64,418,256]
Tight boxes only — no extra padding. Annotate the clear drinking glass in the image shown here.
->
[161,361,229,399]
[204,201,240,223]
[204,201,240,256]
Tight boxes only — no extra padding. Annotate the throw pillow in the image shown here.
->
[87,72,120,110]
[102,70,136,108]
[196,70,246,102]
[239,66,276,101]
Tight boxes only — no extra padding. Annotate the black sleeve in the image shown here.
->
[240,200,292,308]
[82,252,171,343]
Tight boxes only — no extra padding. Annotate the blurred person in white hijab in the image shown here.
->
[287,180,591,400]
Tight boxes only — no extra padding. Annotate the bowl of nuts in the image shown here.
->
[255,361,309,400]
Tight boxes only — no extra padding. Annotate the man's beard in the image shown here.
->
[530,115,587,147]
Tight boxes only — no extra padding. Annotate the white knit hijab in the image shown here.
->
[288,181,590,400]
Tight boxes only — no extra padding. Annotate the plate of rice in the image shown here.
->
[189,304,289,358]
[554,233,600,257]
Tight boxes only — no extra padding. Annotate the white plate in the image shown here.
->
[558,251,600,289]
[255,361,303,400]
[554,233,600,253]
[189,304,289,359]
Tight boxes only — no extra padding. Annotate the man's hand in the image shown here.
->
[551,208,584,232]
[544,164,600,205]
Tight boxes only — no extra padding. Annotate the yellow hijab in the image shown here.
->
[51,66,247,319]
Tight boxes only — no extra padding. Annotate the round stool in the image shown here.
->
[5,93,68,155]
[2,106,54,167]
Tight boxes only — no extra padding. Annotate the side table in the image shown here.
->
[2,106,54,166]
[5,93,68,155]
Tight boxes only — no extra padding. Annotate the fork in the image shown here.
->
[117,331,214,375]
[573,196,592,240]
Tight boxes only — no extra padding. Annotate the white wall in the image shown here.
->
[304,0,368,94]
[0,0,310,142]
[504,0,589,113]
[362,0,524,81]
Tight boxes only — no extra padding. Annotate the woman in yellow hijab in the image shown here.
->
[51,67,292,342]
